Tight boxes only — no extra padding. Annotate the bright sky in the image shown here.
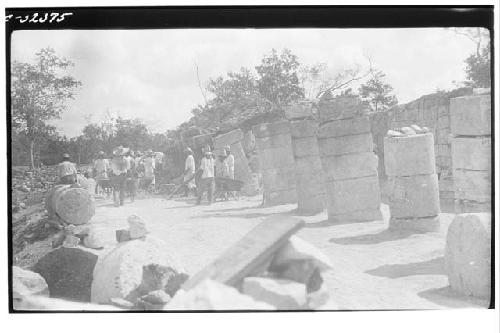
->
[11,28,483,138]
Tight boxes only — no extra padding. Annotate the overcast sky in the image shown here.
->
[11,28,482,137]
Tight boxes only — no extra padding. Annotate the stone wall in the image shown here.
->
[370,87,473,202]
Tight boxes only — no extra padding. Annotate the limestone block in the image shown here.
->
[384,133,436,176]
[91,236,186,304]
[389,216,440,233]
[258,147,295,170]
[192,133,214,150]
[451,137,491,171]
[318,133,374,156]
[229,141,252,186]
[46,185,95,225]
[450,94,491,136]
[264,188,297,206]
[116,229,131,243]
[454,199,491,214]
[165,279,275,310]
[387,174,440,218]
[84,226,115,249]
[242,277,307,310]
[436,128,451,144]
[214,129,244,148]
[317,116,371,138]
[256,133,292,150]
[253,121,290,138]
[325,176,381,215]
[440,191,455,200]
[128,215,148,239]
[328,207,383,223]
[453,169,491,202]
[445,213,491,298]
[13,266,49,301]
[271,236,332,271]
[294,156,324,177]
[296,192,325,215]
[439,177,454,192]
[33,247,99,302]
[289,119,318,138]
[284,101,314,120]
[292,137,320,158]
[437,144,451,157]
[321,152,378,181]
[262,167,297,192]
[318,95,367,122]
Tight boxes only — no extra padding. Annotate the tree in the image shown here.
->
[255,48,305,111]
[358,70,397,113]
[464,41,490,88]
[11,47,81,169]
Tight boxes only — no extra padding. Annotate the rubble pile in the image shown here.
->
[12,166,58,213]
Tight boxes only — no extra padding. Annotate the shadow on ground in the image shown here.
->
[417,286,490,308]
[366,256,445,278]
[329,229,424,245]
[305,219,381,228]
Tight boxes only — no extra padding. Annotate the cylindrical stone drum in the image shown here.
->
[45,185,95,225]
[290,119,325,215]
[317,114,382,222]
[254,121,297,206]
[384,130,440,232]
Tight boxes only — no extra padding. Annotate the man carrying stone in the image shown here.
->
[57,153,78,185]
[196,150,215,205]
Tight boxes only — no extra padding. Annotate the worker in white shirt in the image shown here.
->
[110,146,129,207]
[142,149,156,193]
[93,151,110,195]
[196,150,215,205]
[183,147,196,197]
[57,153,78,184]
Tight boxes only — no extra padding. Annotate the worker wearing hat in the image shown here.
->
[141,149,156,193]
[197,149,215,205]
[183,147,196,197]
[110,146,129,207]
[57,153,78,185]
[93,151,111,195]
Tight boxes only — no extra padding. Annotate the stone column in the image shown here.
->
[213,129,254,195]
[449,94,491,213]
[384,131,440,232]
[317,95,382,222]
[290,119,325,215]
[253,121,297,206]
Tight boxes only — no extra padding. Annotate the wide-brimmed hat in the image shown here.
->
[184,147,193,154]
[113,146,129,156]
[98,151,105,156]
[62,153,70,159]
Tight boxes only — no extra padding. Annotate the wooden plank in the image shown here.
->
[182,215,304,290]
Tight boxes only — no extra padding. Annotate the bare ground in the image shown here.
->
[77,194,489,310]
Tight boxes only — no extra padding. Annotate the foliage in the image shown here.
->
[11,47,81,169]
[358,70,398,113]
[464,41,490,88]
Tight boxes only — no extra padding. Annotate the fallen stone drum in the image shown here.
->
[45,185,95,225]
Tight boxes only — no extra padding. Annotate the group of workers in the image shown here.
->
[56,143,235,207]
[183,145,235,205]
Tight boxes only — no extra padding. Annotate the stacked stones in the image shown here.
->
[253,121,297,206]
[317,94,382,222]
[449,93,491,213]
[384,128,440,232]
[213,129,255,195]
[285,101,325,215]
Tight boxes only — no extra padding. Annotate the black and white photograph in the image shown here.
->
[5,5,496,317]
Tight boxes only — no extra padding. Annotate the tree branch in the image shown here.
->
[195,62,208,106]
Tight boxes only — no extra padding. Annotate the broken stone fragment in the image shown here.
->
[271,236,332,272]
[83,227,108,249]
[306,284,331,309]
[242,277,307,310]
[387,130,403,137]
[62,234,81,248]
[400,127,417,135]
[410,124,423,133]
[128,215,148,239]
[165,279,275,310]
[140,290,171,305]
[12,266,49,302]
[116,229,131,242]
[109,297,134,309]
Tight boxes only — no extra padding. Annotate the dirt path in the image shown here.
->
[88,195,489,310]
